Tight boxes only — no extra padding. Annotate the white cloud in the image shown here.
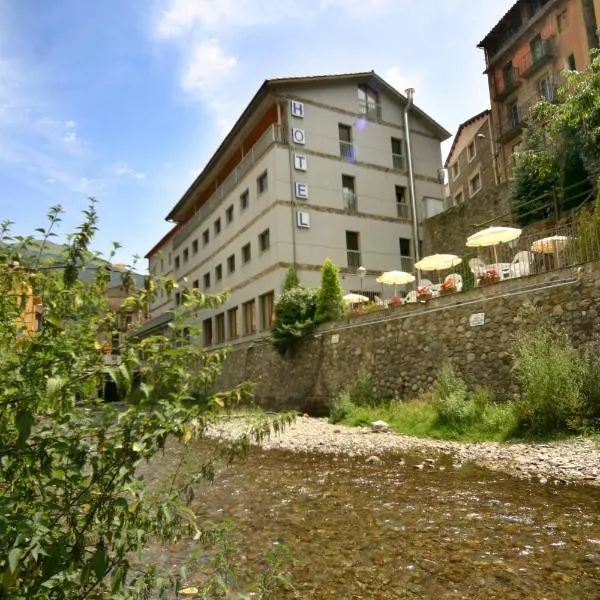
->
[383,66,420,96]
[113,164,147,180]
[319,0,391,15]
[155,0,242,38]
[181,39,237,94]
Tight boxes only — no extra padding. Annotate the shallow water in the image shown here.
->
[145,443,600,599]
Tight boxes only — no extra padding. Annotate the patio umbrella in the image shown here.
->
[343,292,369,304]
[376,270,415,297]
[415,254,462,272]
[466,226,522,272]
[531,235,570,268]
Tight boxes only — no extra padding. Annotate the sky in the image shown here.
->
[0,0,516,268]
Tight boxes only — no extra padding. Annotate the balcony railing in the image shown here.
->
[358,99,382,120]
[173,124,286,249]
[347,250,362,268]
[494,68,521,101]
[339,140,355,159]
[343,191,358,214]
[400,256,415,273]
[396,202,411,220]
[392,153,405,170]
[519,38,556,78]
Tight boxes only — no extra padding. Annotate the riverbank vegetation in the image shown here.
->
[330,324,600,442]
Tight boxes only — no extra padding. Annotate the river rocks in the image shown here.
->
[206,415,600,486]
[365,455,382,464]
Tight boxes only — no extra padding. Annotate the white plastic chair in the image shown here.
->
[420,278,434,289]
[445,273,463,292]
[510,251,533,277]
[468,258,486,284]
[405,291,417,303]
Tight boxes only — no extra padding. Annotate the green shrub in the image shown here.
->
[315,258,345,324]
[329,391,356,423]
[580,345,600,431]
[282,266,300,291]
[271,286,318,354]
[511,326,587,436]
[347,371,376,406]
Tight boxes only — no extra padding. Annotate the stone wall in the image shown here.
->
[214,262,600,414]
[423,182,512,255]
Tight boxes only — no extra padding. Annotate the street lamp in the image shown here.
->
[357,265,366,291]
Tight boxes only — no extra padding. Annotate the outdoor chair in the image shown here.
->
[468,258,487,284]
[510,250,533,277]
[445,273,463,291]
[405,291,417,303]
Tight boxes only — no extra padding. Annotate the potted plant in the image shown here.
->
[439,279,457,296]
[388,295,403,307]
[477,269,500,286]
[416,286,432,301]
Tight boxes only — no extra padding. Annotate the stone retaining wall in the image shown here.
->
[214,262,600,414]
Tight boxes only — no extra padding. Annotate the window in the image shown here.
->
[467,140,476,162]
[399,238,413,272]
[227,254,236,274]
[226,204,234,224]
[469,172,482,196]
[338,124,354,158]
[160,258,164,272]
[242,242,251,264]
[342,175,357,213]
[215,263,223,281]
[203,272,211,290]
[175,291,181,305]
[192,239,198,255]
[346,231,361,268]
[240,189,249,210]
[174,255,180,270]
[450,162,460,181]
[258,229,270,252]
[395,185,410,219]
[557,9,568,33]
[357,84,380,118]
[502,61,515,86]
[391,137,404,169]
[508,101,521,128]
[512,142,522,167]
[530,34,542,62]
[454,189,464,205]
[203,318,213,347]
[183,248,189,264]
[539,74,554,101]
[566,53,577,71]
[202,229,209,246]
[227,307,239,339]
[243,300,256,335]
[215,313,225,344]
[214,218,221,236]
[259,291,275,330]
[257,171,268,194]
[168,252,172,266]
[192,279,199,289]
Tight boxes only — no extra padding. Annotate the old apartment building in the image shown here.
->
[444,110,497,208]
[478,0,598,181]
[143,72,449,346]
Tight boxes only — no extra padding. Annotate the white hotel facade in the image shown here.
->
[143,72,450,346]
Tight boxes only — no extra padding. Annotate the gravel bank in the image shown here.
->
[208,415,600,487]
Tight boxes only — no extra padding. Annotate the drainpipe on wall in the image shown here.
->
[403,88,421,285]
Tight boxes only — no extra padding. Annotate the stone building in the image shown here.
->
[478,0,599,182]
[444,110,497,209]
[143,72,449,346]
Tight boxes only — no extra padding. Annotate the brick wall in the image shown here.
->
[214,261,600,414]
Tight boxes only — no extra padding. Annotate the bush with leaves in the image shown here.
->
[282,266,300,291]
[270,286,318,354]
[315,258,345,324]
[0,202,293,599]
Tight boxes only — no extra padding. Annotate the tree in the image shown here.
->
[282,266,300,291]
[271,286,318,354]
[0,203,291,599]
[315,259,345,324]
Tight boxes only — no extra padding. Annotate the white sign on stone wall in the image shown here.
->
[469,313,486,327]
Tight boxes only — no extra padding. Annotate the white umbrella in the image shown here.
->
[531,235,570,268]
[343,292,369,304]
[466,226,522,273]
[376,270,415,297]
[415,254,462,272]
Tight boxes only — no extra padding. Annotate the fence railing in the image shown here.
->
[392,153,405,170]
[347,250,362,268]
[343,192,358,214]
[339,140,355,160]
[358,99,382,120]
[173,124,286,249]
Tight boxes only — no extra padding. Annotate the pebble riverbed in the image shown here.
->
[207,415,600,486]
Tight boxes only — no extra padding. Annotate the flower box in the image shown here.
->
[439,286,457,296]
[417,293,433,301]
[477,269,500,286]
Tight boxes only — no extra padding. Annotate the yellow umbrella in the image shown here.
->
[531,235,570,254]
[343,293,369,304]
[466,226,522,271]
[415,254,462,272]
[376,270,415,296]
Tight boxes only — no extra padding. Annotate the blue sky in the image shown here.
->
[0,0,515,267]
